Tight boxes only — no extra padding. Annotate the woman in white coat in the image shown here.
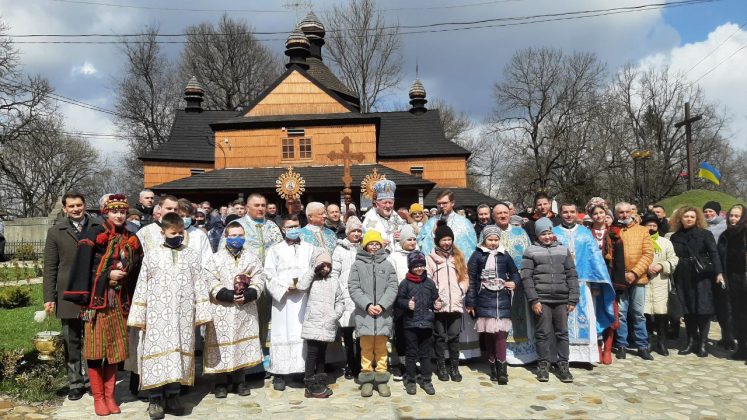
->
[331,216,363,379]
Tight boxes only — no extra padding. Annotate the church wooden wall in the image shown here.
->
[245,71,351,117]
[379,157,467,188]
[143,161,213,188]
[214,124,377,168]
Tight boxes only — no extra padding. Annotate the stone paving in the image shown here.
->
[43,323,747,419]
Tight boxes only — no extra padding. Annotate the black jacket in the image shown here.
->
[521,241,579,305]
[466,248,520,319]
[671,227,723,315]
[396,274,439,329]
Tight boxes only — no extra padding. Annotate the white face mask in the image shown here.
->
[130,220,141,227]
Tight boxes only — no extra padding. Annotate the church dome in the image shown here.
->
[409,79,426,100]
[299,11,325,38]
[184,76,204,95]
[285,26,310,50]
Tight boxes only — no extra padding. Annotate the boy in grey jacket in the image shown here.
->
[521,217,579,383]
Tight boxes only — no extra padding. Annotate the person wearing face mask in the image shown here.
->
[126,208,143,234]
[176,198,213,263]
[64,195,143,417]
[264,214,316,392]
[611,202,655,361]
[128,213,211,420]
[203,221,266,399]
[641,213,679,357]
[136,195,179,253]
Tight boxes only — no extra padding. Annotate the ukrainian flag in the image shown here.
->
[698,162,721,185]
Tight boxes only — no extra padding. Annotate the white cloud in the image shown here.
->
[72,61,98,76]
[637,22,747,150]
[56,100,128,163]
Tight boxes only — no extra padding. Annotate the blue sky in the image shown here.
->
[1,0,746,155]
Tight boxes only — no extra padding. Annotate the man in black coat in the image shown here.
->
[43,192,103,401]
[135,189,155,226]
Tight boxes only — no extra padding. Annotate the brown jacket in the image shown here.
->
[43,215,103,319]
[620,222,654,286]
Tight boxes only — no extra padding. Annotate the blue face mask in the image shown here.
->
[285,227,301,240]
[225,236,245,251]
[164,235,184,249]
[182,217,193,229]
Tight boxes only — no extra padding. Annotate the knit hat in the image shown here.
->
[534,217,554,236]
[703,201,721,214]
[480,225,501,243]
[509,215,524,227]
[407,250,427,269]
[399,224,416,247]
[314,250,332,267]
[345,215,363,234]
[103,194,128,214]
[434,219,454,245]
[409,203,424,213]
[362,230,384,249]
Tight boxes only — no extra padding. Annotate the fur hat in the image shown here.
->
[703,201,721,214]
[534,217,554,237]
[407,250,427,269]
[346,215,363,234]
[399,224,416,247]
[434,219,454,245]
[362,230,384,249]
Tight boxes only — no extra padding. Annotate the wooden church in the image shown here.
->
[142,12,496,209]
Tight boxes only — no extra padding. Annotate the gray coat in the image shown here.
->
[348,249,398,337]
[521,241,579,306]
[43,215,103,319]
[300,268,345,342]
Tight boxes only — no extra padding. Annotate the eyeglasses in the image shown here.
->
[436,201,451,206]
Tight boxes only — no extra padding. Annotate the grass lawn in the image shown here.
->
[0,284,61,353]
[0,264,41,285]
[657,189,745,214]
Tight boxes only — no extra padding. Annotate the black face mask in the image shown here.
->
[164,235,184,249]
[648,229,658,235]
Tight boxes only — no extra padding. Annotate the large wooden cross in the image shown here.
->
[674,102,703,191]
[328,136,365,212]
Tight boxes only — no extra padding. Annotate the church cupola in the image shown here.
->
[408,79,427,115]
[285,26,311,70]
[184,76,204,113]
[298,11,325,60]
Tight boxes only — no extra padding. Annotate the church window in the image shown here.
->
[410,166,424,178]
[282,138,295,160]
[299,138,312,159]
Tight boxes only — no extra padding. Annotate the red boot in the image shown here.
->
[88,366,110,416]
[602,329,614,365]
[103,364,121,414]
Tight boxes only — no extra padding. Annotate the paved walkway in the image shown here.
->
[49,323,747,419]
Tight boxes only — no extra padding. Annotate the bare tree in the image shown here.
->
[114,26,180,181]
[0,116,103,217]
[0,19,53,144]
[430,98,473,143]
[324,0,403,112]
[181,14,281,111]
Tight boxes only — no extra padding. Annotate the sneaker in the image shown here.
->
[391,364,404,382]
[557,361,574,383]
[343,367,354,380]
[148,399,165,420]
[421,380,435,395]
[536,361,549,383]
[164,394,184,416]
[272,375,286,391]
[615,346,627,360]
[405,380,417,395]
[214,384,228,399]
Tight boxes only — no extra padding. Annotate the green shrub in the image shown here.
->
[14,244,38,261]
[0,286,32,309]
[0,348,24,380]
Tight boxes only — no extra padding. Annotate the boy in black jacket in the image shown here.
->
[521,217,579,383]
[396,251,442,395]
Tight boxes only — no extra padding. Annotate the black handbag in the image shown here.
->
[667,277,684,319]
[691,255,714,275]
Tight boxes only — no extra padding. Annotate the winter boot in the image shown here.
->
[405,378,417,395]
[448,359,462,382]
[488,361,497,382]
[214,383,228,399]
[272,374,286,391]
[236,381,251,397]
[496,361,508,385]
[374,372,392,397]
[654,315,669,356]
[730,341,747,360]
[536,360,550,382]
[128,372,140,397]
[421,379,436,395]
[147,397,164,420]
[358,372,375,397]
[304,375,331,399]
[678,336,697,355]
[435,359,449,382]
[88,366,110,416]
[164,394,184,416]
[103,364,120,414]
[557,361,573,383]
